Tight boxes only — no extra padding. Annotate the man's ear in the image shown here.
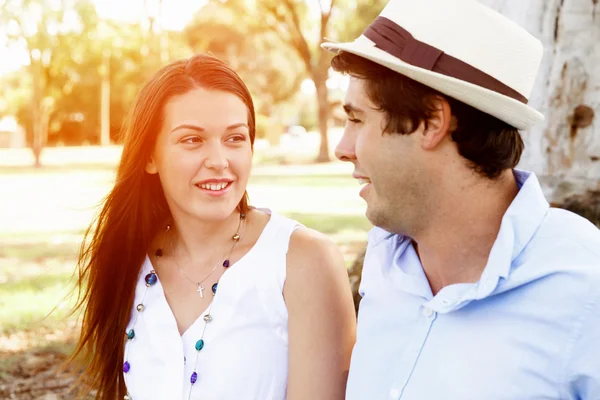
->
[420,96,452,151]
[145,157,158,174]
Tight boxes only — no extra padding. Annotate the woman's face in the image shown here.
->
[146,88,253,222]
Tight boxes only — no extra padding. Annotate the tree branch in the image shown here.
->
[276,0,313,71]
[260,13,296,49]
[9,16,35,65]
[256,4,284,36]
[320,0,335,43]
[316,0,336,73]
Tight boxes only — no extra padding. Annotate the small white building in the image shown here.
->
[0,115,26,148]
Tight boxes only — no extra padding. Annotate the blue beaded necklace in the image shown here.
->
[123,212,246,400]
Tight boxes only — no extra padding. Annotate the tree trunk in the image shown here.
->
[478,0,600,179]
[29,61,48,168]
[100,49,111,146]
[31,108,50,168]
[32,142,42,168]
[314,71,331,163]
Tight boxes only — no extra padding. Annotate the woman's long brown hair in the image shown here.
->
[69,54,256,399]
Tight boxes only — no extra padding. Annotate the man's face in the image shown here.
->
[335,77,430,235]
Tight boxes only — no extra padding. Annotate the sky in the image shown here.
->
[0,0,207,75]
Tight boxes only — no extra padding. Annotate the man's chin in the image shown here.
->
[365,205,380,226]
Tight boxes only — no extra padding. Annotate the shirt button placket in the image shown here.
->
[395,305,437,398]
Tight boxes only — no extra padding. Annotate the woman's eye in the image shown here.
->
[347,118,362,124]
[227,135,246,142]
[181,136,201,144]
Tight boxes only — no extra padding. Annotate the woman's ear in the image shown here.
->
[145,157,158,174]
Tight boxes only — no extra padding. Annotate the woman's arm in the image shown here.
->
[284,228,357,400]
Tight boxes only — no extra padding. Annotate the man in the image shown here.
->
[322,0,600,399]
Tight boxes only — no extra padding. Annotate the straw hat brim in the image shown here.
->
[322,40,544,130]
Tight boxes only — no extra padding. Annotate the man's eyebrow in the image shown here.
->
[343,103,364,114]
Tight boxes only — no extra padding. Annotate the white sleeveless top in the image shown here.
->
[123,211,301,400]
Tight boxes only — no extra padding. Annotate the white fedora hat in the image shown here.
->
[321,0,545,130]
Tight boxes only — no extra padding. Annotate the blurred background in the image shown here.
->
[0,0,598,398]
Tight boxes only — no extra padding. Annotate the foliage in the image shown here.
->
[0,0,387,161]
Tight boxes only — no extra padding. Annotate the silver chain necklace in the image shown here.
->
[162,214,245,298]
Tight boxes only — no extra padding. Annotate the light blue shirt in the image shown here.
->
[346,170,600,400]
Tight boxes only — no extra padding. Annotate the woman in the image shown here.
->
[70,54,356,400]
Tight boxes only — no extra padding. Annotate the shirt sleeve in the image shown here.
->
[563,287,600,400]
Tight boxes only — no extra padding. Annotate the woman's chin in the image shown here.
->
[187,202,243,221]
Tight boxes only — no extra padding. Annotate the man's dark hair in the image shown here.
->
[331,52,524,179]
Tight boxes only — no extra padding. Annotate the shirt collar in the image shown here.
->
[368,170,550,307]
[471,170,549,300]
[368,225,396,247]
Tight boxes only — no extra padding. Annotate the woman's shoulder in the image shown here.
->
[283,222,355,333]
[287,226,345,273]
[248,207,344,267]
[290,226,337,251]
[248,207,301,238]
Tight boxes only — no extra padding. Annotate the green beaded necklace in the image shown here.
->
[122,212,246,400]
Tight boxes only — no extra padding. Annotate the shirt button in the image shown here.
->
[389,388,400,399]
[422,306,434,318]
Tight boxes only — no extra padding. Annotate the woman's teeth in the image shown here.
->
[198,182,229,191]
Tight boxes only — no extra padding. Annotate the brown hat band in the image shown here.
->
[363,17,528,104]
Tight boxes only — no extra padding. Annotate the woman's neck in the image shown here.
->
[164,210,244,263]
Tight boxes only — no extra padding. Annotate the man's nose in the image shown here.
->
[334,129,357,162]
